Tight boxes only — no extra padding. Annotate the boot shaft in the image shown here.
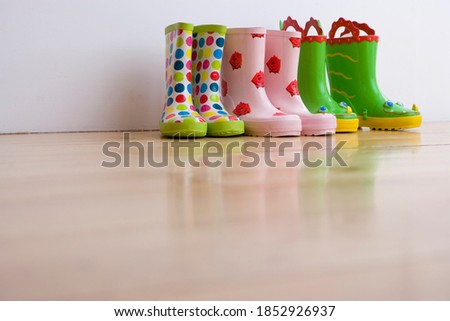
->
[297,19,331,111]
[165,23,194,88]
[163,23,195,120]
[223,27,267,81]
[265,29,302,100]
[298,40,329,103]
[326,18,383,111]
[222,27,269,110]
[191,25,227,112]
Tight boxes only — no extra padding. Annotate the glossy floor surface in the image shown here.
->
[1,122,450,300]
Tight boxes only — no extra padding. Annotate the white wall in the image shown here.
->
[1,0,449,133]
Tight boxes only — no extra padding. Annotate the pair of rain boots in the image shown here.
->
[161,23,244,137]
[221,27,336,136]
[285,17,422,131]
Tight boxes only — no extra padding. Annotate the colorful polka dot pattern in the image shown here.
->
[192,31,239,123]
[163,29,204,124]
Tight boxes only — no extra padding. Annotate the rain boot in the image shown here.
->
[222,27,302,137]
[161,22,207,137]
[296,17,359,133]
[265,26,336,136]
[326,18,422,130]
[192,25,244,136]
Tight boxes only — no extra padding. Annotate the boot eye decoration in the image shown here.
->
[339,102,348,108]
[319,106,328,113]
[384,101,394,108]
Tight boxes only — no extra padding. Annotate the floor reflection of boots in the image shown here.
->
[326,143,378,219]
[324,129,422,224]
[329,132,372,215]
[166,137,268,229]
[296,135,335,218]
[264,166,301,219]
[296,165,330,234]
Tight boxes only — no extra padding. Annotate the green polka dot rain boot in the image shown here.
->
[192,25,244,136]
[326,18,422,130]
[161,22,207,137]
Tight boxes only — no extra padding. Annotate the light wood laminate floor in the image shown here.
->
[1,122,450,300]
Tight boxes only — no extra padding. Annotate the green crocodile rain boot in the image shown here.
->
[296,17,359,133]
[326,18,422,130]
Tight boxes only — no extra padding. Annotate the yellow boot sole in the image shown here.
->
[359,115,422,130]
[336,118,359,133]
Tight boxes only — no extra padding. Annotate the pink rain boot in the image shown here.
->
[222,28,301,137]
[265,29,336,136]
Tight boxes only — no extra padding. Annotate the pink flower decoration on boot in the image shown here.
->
[229,52,242,70]
[286,80,299,96]
[266,55,281,74]
[233,102,251,116]
[289,37,301,48]
[251,71,265,88]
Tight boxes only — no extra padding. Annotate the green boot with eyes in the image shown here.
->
[293,17,359,133]
[326,18,422,130]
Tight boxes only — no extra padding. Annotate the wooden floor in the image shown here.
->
[1,122,450,300]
